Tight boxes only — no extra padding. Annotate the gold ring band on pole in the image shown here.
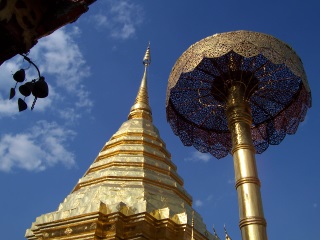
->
[231,144,256,155]
[235,177,261,189]
[239,217,267,228]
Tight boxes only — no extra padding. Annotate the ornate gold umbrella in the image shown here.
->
[166,30,311,240]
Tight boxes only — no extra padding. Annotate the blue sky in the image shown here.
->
[0,1,319,239]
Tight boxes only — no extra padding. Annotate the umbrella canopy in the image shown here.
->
[166,30,311,159]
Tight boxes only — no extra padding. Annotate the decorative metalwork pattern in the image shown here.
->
[166,30,311,159]
[64,227,73,235]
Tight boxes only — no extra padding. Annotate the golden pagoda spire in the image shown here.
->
[26,42,214,240]
[128,43,152,121]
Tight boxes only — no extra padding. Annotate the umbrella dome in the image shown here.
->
[166,30,311,159]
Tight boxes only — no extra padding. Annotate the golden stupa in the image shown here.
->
[26,45,217,240]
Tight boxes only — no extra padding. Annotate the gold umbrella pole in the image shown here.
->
[226,83,268,240]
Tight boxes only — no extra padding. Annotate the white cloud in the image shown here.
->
[194,200,203,207]
[0,82,56,114]
[185,151,212,162]
[93,14,108,27]
[0,121,76,172]
[58,108,82,124]
[70,26,82,36]
[92,0,144,39]
[35,28,91,90]
[0,95,20,116]
[34,27,93,116]
[0,60,21,91]
[0,57,26,116]
[0,26,92,120]
[0,23,91,173]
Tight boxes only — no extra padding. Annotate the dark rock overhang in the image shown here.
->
[0,0,96,65]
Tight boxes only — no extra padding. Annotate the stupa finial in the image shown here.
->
[128,43,152,121]
[143,41,151,66]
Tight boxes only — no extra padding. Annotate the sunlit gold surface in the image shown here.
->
[226,83,267,240]
[128,66,153,121]
[26,45,215,240]
[26,210,212,240]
